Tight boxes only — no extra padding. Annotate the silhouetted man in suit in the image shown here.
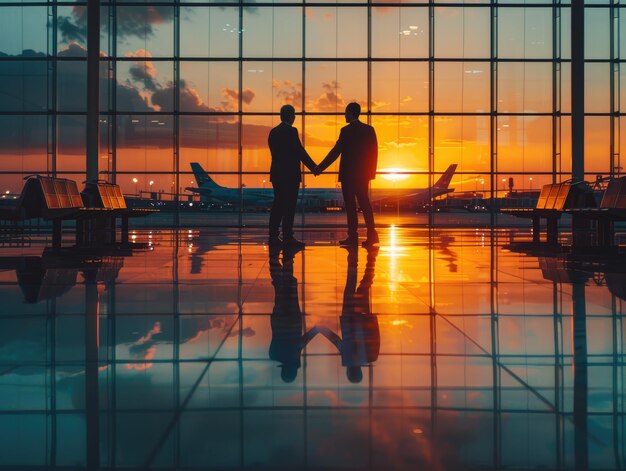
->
[268,246,319,382]
[268,105,317,248]
[318,245,380,383]
[314,102,379,247]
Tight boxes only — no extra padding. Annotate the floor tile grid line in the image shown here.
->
[141,312,241,469]
[436,310,609,448]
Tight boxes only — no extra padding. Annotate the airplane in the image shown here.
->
[186,162,457,209]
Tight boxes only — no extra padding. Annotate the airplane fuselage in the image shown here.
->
[188,186,453,207]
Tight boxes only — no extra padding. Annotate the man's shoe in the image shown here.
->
[268,235,282,246]
[283,237,305,249]
[362,232,379,247]
[339,236,359,246]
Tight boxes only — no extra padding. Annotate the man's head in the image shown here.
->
[280,104,296,125]
[345,102,361,123]
[346,366,363,383]
[281,365,298,383]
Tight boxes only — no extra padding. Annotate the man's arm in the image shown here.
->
[293,128,317,172]
[315,129,344,174]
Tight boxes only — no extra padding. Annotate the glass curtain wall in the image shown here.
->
[0,0,621,224]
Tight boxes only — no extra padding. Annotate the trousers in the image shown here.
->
[341,179,376,238]
[269,180,300,239]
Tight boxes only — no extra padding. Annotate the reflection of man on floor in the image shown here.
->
[319,246,380,383]
[269,246,318,383]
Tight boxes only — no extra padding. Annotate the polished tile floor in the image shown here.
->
[0,227,624,470]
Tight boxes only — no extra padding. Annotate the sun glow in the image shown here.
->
[379,168,411,183]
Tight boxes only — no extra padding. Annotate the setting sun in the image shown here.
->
[379,168,411,182]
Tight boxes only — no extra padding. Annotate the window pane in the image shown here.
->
[305,62,368,112]
[0,7,48,56]
[180,61,239,112]
[585,63,610,113]
[57,115,86,173]
[498,8,553,59]
[0,115,47,174]
[180,116,239,174]
[435,62,490,113]
[585,116,610,173]
[434,7,490,59]
[243,7,302,58]
[497,116,553,173]
[498,63,553,113]
[243,62,302,113]
[585,8,610,60]
[58,61,87,112]
[0,60,47,112]
[371,7,429,58]
[306,7,368,58]
[116,6,175,57]
[180,7,239,58]
[435,116,490,173]
[117,61,174,113]
[116,115,174,173]
[372,62,429,113]
[371,115,429,188]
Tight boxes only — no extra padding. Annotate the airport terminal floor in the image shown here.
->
[0,226,624,470]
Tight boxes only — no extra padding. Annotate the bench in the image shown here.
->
[0,176,111,249]
[566,176,626,247]
[500,181,593,244]
[80,181,158,245]
[0,254,124,303]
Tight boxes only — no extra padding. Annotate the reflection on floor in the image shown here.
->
[0,227,624,470]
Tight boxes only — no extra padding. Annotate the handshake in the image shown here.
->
[311,165,323,177]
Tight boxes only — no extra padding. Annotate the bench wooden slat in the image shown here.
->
[41,179,60,209]
[554,184,571,210]
[544,185,562,210]
[600,178,622,209]
[615,177,626,209]
[536,185,552,210]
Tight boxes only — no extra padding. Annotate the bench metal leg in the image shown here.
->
[571,213,592,248]
[547,218,558,245]
[121,216,129,244]
[532,217,541,243]
[76,219,84,247]
[52,219,62,250]
[110,217,117,244]
[598,220,614,247]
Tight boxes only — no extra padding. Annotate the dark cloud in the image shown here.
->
[178,81,212,113]
[273,79,302,108]
[308,81,345,112]
[127,61,159,92]
[0,44,274,156]
[221,87,256,106]
[57,15,87,45]
[57,5,176,44]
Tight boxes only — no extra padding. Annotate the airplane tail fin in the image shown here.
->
[190,162,223,189]
[433,164,457,190]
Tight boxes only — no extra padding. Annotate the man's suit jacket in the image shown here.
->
[317,120,378,183]
[268,122,317,183]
